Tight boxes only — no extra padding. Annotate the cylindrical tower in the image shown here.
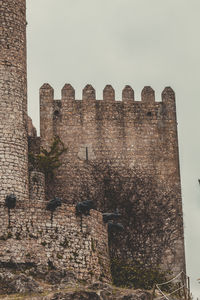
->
[0,0,29,207]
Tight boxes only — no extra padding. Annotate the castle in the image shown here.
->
[0,0,185,284]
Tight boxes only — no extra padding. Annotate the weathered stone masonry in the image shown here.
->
[0,0,29,208]
[0,0,185,285]
[39,84,186,276]
[0,168,111,282]
[0,0,111,283]
[0,181,110,282]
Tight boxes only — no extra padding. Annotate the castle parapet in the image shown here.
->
[103,85,115,101]
[40,83,54,149]
[161,87,176,121]
[61,84,75,101]
[40,83,177,104]
[39,84,177,147]
[83,84,96,101]
[40,83,54,99]
[122,85,134,102]
[162,87,175,103]
[141,86,155,102]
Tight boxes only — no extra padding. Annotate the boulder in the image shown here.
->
[0,270,43,294]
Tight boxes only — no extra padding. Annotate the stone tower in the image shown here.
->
[0,0,29,206]
[39,84,186,276]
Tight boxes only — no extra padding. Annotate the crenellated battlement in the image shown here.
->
[40,83,175,103]
[40,84,176,142]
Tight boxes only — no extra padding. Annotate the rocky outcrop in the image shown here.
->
[0,273,151,300]
[36,287,151,300]
[0,270,43,295]
[35,287,151,300]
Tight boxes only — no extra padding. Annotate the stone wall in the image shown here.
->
[0,0,29,208]
[39,84,186,276]
[0,0,185,286]
[28,116,37,137]
[0,172,111,282]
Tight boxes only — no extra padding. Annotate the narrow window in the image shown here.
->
[86,147,88,161]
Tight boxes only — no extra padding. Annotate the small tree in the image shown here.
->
[29,136,67,179]
[29,136,67,198]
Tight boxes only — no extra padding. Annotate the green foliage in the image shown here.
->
[29,136,67,180]
[111,258,170,290]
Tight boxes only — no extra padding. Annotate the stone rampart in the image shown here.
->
[0,171,111,282]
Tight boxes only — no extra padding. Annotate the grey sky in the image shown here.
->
[27,0,200,297]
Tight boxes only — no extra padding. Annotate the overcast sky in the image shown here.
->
[27,0,200,297]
